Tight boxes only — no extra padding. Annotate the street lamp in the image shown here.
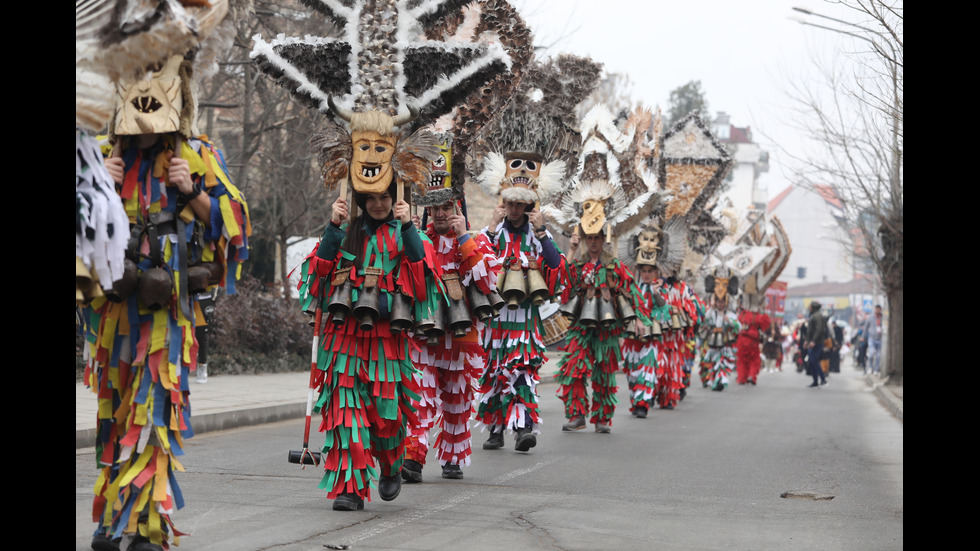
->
[790,6,902,68]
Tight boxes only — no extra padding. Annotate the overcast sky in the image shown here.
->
[515,0,856,198]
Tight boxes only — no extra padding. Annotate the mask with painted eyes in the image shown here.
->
[503,155,542,191]
[428,135,452,190]
[114,55,184,136]
[350,130,397,193]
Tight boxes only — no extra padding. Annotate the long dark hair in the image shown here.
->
[341,181,398,271]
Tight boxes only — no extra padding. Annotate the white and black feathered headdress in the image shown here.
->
[251,0,512,129]
[252,0,516,197]
[543,104,663,240]
[473,54,602,205]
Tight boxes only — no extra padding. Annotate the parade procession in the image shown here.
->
[76,1,905,550]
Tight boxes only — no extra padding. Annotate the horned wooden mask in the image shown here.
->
[350,130,397,194]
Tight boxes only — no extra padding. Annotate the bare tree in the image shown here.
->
[784,1,902,384]
[199,1,338,300]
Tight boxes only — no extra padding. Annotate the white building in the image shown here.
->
[767,184,853,288]
[712,112,769,210]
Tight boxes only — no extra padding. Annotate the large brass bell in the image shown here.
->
[670,307,682,330]
[616,294,636,323]
[352,284,381,331]
[525,262,550,305]
[447,297,472,337]
[633,318,652,340]
[500,262,527,309]
[441,272,472,337]
[598,296,617,329]
[651,319,663,338]
[708,328,724,348]
[577,295,599,328]
[389,291,414,334]
[559,293,581,320]
[424,299,447,345]
[467,284,494,322]
[327,274,354,326]
[486,289,506,313]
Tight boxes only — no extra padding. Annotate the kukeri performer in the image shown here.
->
[468,54,601,452]
[81,8,252,546]
[557,228,650,432]
[402,135,501,482]
[698,268,741,392]
[251,0,515,510]
[475,162,568,451]
[620,227,672,419]
[547,105,665,432]
[298,106,444,511]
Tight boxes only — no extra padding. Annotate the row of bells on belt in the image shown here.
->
[320,271,506,344]
[669,306,693,331]
[558,290,638,330]
[498,261,550,309]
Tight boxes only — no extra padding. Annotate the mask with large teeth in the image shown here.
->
[501,153,542,194]
[114,55,184,136]
[350,130,397,193]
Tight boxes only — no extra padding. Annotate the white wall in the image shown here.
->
[770,187,853,287]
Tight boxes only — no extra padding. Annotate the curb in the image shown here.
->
[76,403,307,450]
[867,375,902,423]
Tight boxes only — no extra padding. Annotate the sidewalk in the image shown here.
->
[76,361,902,449]
[866,372,903,423]
[76,372,312,449]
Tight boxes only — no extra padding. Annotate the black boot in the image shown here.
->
[401,459,423,483]
[91,532,120,551]
[515,427,537,451]
[333,492,365,511]
[483,429,504,450]
[378,474,402,501]
[441,464,464,479]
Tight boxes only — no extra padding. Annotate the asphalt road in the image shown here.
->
[76,365,902,551]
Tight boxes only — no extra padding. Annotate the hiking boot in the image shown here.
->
[91,533,120,551]
[634,407,648,419]
[378,474,401,501]
[129,536,163,551]
[515,428,537,451]
[401,459,423,483]
[594,423,611,434]
[483,430,504,450]
[441,464,464,479]
[562,416,586,431]
[332,492,364,511]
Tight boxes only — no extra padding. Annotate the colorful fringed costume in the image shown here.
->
[656,277,703,409]
[299,217,441,502]
[476,219,567,439]
[621,281,670,413]
[81,135,250,547]
[698,306,740,391]
[406,228,499,470]
[556,257,652,427]
[736,309,770,385]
